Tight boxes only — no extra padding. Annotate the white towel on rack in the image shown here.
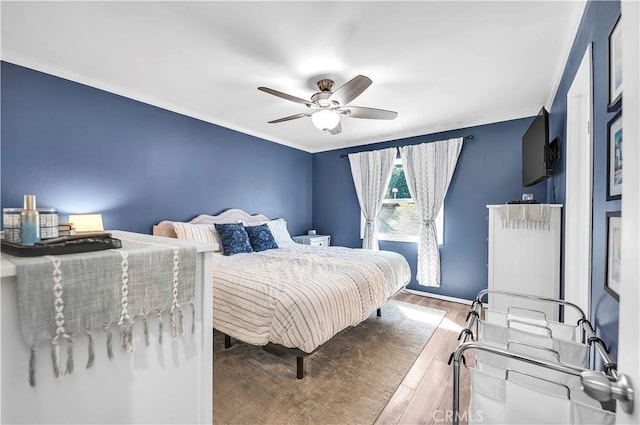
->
[469,368,615,425]
[470,367,571,424]
[497,204,552,230]
[478,320,588,367]
[475,351,600,408]
[485,309,580,342]
[572,400,616,425]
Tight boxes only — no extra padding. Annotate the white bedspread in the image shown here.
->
[212,243,411,353]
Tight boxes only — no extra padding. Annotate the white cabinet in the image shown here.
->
[292,235,331,247]
[487,204,562,320]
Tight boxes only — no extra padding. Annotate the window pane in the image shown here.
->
[377,202,420,235]
[385,166,412,200]
[373,202,444,244]
[359,158,444,244]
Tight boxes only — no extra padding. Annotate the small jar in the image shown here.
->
[2,208,22,243]
[38,208,59,239]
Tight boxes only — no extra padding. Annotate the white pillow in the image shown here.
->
[171,222,221,251]
[265,218,293,246]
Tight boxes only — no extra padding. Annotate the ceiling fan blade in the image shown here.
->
[329,75,372,105]
[258,86,312,107]
[268,113,310,124]
[344,106,398,120]
[325,121,342,135]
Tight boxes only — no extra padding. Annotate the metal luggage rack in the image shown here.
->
[448,289,632,425]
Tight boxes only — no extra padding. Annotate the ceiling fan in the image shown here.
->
[258,75,398,135]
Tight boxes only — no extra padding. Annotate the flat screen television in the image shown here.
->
[522,107,558,187]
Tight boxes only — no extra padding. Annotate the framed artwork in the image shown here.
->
[608,14,622,111]
[605,211,621,301]
[607,111,623,200]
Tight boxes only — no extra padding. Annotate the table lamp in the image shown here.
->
[68,214,104,233]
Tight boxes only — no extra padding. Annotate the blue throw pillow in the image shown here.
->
[214,223,253,256]
[245,224,278,252]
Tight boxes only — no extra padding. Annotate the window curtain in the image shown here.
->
[400,138,463,286]
[348,147,396,250]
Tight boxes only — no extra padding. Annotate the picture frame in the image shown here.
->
[606,111,622,200]
[608,14,622,111]
[605,211,621,301]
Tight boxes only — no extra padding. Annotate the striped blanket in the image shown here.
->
[212,243,411,353]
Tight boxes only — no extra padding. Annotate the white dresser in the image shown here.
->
[0,231,214,424]
[292,234,331,247]
[487,204,562,320]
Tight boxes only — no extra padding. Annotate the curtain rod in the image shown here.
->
[338,134,474,158]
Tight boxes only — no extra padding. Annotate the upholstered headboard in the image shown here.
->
[152,208,271,238]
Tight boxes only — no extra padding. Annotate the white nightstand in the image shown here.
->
[292,234,331,247]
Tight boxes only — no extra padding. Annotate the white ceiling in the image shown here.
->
[1,1,585,153]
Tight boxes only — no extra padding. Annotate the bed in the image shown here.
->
[153,208,411,378]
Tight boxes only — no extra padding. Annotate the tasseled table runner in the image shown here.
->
[13,238,197,386]
[498,204,552,230]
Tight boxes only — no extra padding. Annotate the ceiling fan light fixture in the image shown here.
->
[311,109,340,131]
[259,75,397,135]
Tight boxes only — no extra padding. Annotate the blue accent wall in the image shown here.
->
[1,62,313,236]
[312,118,547,301]
[314,0,621,359]
[546,0,620,361]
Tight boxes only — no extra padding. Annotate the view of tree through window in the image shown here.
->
[377,164,421,236]
[385,166,411,199]
[369,161,443,243]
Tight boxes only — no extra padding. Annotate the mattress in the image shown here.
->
[212,242,411,353]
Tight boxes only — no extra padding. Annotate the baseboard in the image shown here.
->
[403,288,473,306]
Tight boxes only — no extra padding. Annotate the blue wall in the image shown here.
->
[1,0,620,358]
[312,118,546,301]
[313,0,621,359]
[1,62,313,236]
[546,0,620,360]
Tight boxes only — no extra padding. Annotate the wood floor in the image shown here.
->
[375,292,474,425]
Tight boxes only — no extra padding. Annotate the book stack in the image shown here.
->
[58,223,76,236]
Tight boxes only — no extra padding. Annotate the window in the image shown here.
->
[362,158,444,244]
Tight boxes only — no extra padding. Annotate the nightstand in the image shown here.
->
[292,234,331,247]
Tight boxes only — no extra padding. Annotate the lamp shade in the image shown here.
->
[311,110,340,130]
[68,214,104,232]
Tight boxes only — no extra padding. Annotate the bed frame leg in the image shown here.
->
[224,334,231,349]
[377,308,382,317]
[296,357,304,379]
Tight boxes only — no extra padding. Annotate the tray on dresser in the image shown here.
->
[1,233,122,257]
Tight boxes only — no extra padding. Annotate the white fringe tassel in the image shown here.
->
[178,307,184,337]
[104,325,114,359]
[120,321,135,353]
[170,307,177,339]
[29,346,37,387]
[157,311,163,345]
[64,336,74,375]
[190,301,196,335]
[86,331,95,369]
[143,315,150,347]
[51,339,60,378]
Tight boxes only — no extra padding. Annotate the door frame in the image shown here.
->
[564,43,593,325]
